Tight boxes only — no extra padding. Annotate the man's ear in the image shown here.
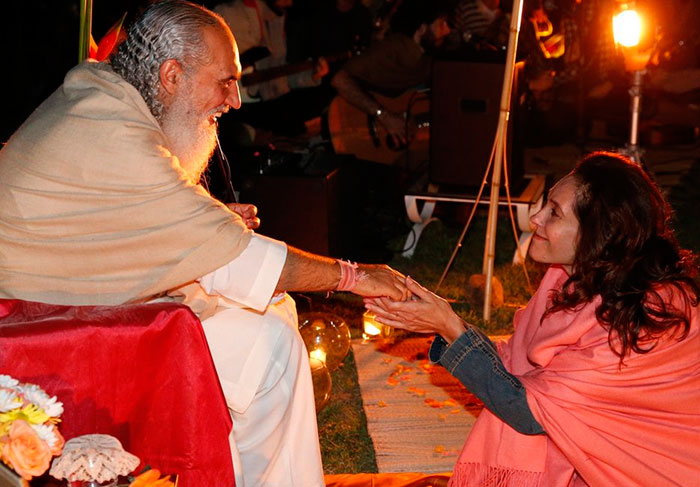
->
[413,23,427,44]
[159,59,183,96]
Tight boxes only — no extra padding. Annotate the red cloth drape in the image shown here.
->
[0,299,234,487]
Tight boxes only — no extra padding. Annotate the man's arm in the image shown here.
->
[331,69,407,146]
[277,245,410,301]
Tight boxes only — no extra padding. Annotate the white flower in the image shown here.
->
[40,396,64,417]
[0,389,21,412]
[32,423,60,448]
[19,384,63,418]
[0,375,20,389]
[19,383,49,404]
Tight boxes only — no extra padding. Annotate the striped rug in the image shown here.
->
[351,336,483,474]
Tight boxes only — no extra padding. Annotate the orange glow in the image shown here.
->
[362,310,393,338]
[309,348,327,364]
[613,9,642,48]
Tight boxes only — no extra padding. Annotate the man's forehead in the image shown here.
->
[222,26,242,71]
[202,25,241,73]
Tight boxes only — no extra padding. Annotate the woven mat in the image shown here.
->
[351,336,483,473]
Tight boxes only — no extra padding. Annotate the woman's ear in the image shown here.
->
[159,59,183,96]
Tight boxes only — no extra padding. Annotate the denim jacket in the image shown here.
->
[429,327,545,435]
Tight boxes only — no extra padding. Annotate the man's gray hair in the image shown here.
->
[112,0,227,120]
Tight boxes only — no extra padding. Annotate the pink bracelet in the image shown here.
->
[336,259,359,291]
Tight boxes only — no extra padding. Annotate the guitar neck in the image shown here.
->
[240,59,315,87]
[240,51,351,88]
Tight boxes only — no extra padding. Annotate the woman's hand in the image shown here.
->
[364,277,467,343]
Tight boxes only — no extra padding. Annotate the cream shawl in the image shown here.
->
[451,266,700,487]
[0,61,252,305]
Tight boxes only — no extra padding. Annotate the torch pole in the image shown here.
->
[626,69,644,164]
[482,0,525,321]
[79,0,93,63]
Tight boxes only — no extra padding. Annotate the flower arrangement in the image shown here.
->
[0,374,64,481]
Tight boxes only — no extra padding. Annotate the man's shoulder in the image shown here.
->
[57,62,158,129]
[0,60,169,184]
[356,33,421,63]
[381,32,417,46]
[343,32,422,76]
[64,62,145,105]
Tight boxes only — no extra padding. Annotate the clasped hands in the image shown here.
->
[363,276,467,344]
[227,202,463,343]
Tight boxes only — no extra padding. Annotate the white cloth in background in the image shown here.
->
[197,234,324,487]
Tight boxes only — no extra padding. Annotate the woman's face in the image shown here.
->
[529,175,580,273]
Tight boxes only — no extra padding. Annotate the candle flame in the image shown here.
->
[310,348,327,363]
[362,311,382,336]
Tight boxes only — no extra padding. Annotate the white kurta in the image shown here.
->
[196,234,324,487]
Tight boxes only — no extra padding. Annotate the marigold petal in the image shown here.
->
[129,469,162,487]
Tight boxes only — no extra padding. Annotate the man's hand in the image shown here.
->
[226,203,260,229]
[353,264,411,301]
[275,247,410,299]
[378,111,408,148]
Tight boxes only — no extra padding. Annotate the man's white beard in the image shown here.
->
[160,84,218,186]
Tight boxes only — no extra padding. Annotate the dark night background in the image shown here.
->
[1,0,217,143]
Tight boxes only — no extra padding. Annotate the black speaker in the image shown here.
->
[236,150,343,257]
[429,59,524,190]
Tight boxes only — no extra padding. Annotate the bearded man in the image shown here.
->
[0,2,410,486]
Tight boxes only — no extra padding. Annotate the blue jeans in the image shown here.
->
[430,328,545,435]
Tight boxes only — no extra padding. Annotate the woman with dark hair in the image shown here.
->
[365,151,700,486]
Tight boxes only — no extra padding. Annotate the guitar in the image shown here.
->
[327,90,430,166]
[239,50,353,103]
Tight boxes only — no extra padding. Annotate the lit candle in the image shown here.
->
[363,321,382,337]
[310,348,327,364]
[362,310,392,338]
[309,357,324,371]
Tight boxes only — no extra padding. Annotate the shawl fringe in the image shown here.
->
[449,462,544,487]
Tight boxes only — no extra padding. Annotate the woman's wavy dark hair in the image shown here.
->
[545,151,700,361]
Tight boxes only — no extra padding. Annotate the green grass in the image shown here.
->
[316,349,378,474]
[295,294,377,474]
[669,161,700,254]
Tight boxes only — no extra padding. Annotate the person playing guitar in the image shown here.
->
[330,0,450,159]
[213,0,330,139]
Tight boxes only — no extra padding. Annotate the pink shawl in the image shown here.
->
[451,266,700,487]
